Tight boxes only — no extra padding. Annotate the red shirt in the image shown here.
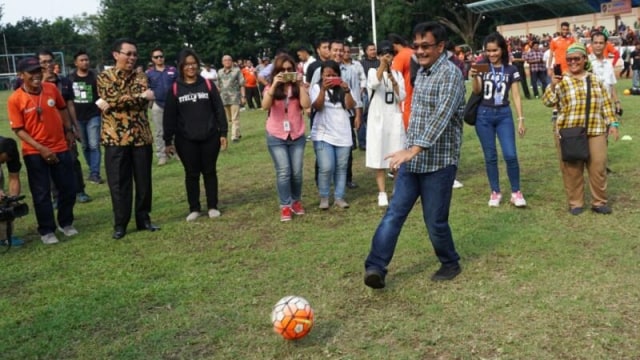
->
[241,67,258,88]
[7,82,68,155]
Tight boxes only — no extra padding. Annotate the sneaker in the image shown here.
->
[364,268,386,289]
[378,192,388,207]
[569,207,584,216]
[0,236,24,247]
[591,206,612,214]
[58,225,78,237]
[452,180,464,189]
[280,206,292,222]
[208,209,221,218]
[488,192,502,207]
[291,201,305,215]
[41,233,59,245]
[334,198,349,209]
[186,211,201,222]
[319,197,329,210]
[510,191,527,207]
[430,264,462,281]
[387,172,394,179]
[77,192,92,203]
[87,175,104,184]
[158,157,167,166]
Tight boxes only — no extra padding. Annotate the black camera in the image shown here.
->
[0,195,29,222]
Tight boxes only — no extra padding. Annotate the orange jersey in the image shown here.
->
[550,35,576,73]
[241,67,258,88]
[587,42,620,65]
[7,82,68,155]
[391,47,414,130]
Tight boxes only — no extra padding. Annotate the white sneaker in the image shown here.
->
[510,191,527,207]
[488,192,502,207]
[334,198,350,209]
[186,211,201,222]
[208,209,221,218]
[452,180,464,189]
[378,192,388,207]
[41,233,60,245]
[157,157,167,166]
[58,225,78,237]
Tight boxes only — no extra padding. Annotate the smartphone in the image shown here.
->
[472,63,490,73]
[553,64,562,76]
[328,77,342,86]
[281,72,297,82]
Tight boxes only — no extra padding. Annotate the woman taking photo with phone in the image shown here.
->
[365,40,406,207]
[163,48,228,221]
[262,54,310,222]
[310,60,355,210]
[469,32,527,208]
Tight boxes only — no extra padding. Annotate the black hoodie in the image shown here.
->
[163,76,227,145]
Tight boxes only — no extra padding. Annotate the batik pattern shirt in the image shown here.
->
[406,53,465,173]
[97,68,153,146]
[217,67,245,105]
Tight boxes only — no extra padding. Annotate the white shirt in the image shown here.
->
[309,84,353,147]
[201,68,218,81]
[588,53,616,97]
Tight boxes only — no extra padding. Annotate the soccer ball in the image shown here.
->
[623,89,631,95]
[271,295,314,340]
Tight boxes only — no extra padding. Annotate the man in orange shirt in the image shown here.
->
[7,57,78,245]
[389,34,415,130]
[547,21,576,76]
[241,60,260,109]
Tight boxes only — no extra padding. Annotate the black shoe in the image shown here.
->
[591,206,612,215]
[364,268,385,289]
[137,222,160,232]
[569,207,584,216]
[346,181,358,189]
[112,227,126,240]
[430,264,461,281]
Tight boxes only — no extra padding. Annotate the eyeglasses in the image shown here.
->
[566,56,584,63]
[152,55,164,59]
[119,51,138,57]
[413,42,439,51]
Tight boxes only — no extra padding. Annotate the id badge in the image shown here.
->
[283,120,291,132]
[494,92,503,106]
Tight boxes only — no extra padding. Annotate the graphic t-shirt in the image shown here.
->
[70,71,100,120]
[479,64,520,108]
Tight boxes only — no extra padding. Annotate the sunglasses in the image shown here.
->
[413,42,439,51]
[119,51,138,57]
[152,55,164,59]
[566,56,584,63]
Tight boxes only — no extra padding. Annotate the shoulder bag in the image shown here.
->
[557,76,591,162]
[463,92,482,126]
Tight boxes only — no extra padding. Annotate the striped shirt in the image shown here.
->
[405,53,465,173]
[543,73,615,135]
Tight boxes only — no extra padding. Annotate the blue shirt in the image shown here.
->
[146,66,177,108]
[406,53,465,173]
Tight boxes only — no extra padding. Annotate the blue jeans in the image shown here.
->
[633,69,640,88]
[77,115,102,178]
[267,134,306,206]
[313,141,350,199]
[475,105,521,193]
[365,164,460,275]
[24,151,76,235]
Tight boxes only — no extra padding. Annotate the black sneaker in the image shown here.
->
[430,264,461,281]
[364,269,385,289]
[569,207,584,216]
[591,206,612,215]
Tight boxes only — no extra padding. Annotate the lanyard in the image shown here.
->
[490,64,504,84]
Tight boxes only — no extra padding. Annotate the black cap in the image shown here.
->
[377,40,394,56]
[17,56,42,73]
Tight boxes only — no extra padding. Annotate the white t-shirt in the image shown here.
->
[201,68,218,81]
[309,84,353,147]
[588,54,617,97]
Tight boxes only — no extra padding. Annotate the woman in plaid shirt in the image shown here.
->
[543,42,619,215]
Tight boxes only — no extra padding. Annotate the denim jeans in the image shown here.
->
[24,151,76,235]
[313,141,350,199]
[267,134,306,206]
[633,69,640,88]
[77,115,102,178]
[365,164,460,275]
[475,105,521,193]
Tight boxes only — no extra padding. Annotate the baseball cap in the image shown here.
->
[17,57,42,73]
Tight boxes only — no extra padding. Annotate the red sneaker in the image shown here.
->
[291,201,305,215]
[280,206,292,222]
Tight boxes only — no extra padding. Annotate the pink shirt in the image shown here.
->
[264,85,305,140]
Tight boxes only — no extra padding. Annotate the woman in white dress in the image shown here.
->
[366,40,406,207]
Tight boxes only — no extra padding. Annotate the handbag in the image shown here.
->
[463,92,482,125]
[558,76,591,162]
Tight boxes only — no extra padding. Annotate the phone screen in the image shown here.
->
[553,64,562,76]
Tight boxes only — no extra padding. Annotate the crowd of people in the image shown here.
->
[2,19,624,289]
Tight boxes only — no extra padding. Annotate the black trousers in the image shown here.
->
[245,86,261,109]
[514,63,531,98]
[104,145,153,229]
[174,135,221,212]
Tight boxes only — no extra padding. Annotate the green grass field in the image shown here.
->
[1,80,639,359]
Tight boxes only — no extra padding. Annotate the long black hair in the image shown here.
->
[269,54,300,100]
[317,60,345,106]
[483,32,510,66]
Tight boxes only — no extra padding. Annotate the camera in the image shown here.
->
[0,195,29,223]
